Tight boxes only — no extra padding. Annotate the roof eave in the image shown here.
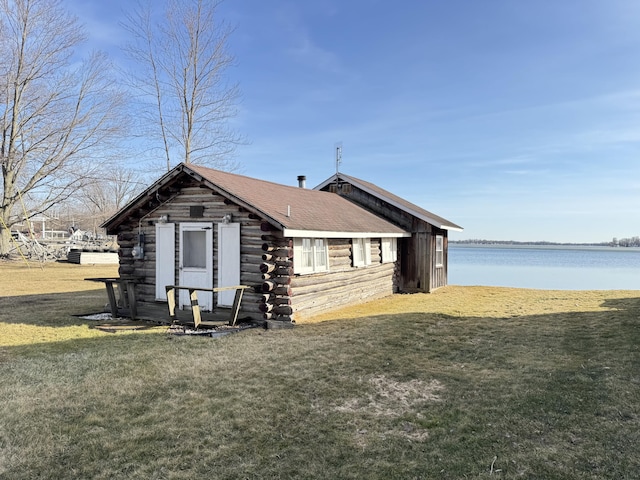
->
[314,174,464,231]
[101,163,287,233]
[101,166,186,232]
[283,229,410,238]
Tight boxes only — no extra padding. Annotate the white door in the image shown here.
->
[179,223,213,311]
[217,222,240,306]
[155,222,175,301]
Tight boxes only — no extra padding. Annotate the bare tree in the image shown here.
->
[78,165,143,236]
[0,0,126,256]
[123,0,243,172]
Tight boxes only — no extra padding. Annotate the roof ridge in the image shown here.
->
[188,164,326,194]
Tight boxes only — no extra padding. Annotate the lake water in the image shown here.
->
[448,244,640,290]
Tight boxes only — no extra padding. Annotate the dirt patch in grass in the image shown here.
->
[330,374,444,445]
[334,375,444,417]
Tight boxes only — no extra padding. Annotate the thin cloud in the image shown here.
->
[274,4,347,76]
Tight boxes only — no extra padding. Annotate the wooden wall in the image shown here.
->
[259,234,399,323]
[289,238,397,321]
[113,178,401,324]
[320,181,449,293]
[115,185,264,320]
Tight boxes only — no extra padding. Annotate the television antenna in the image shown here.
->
[335,142,342,178]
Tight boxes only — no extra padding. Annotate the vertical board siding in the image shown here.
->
[319,181,450,292]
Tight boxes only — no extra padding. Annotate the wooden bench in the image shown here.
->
[165,285,251,328]
[85,277,141,320]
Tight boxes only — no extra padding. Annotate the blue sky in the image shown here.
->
[68,0,640,243]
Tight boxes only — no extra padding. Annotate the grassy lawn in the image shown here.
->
[1,261,639,479]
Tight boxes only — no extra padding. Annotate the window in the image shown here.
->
[294,238,329,274]
[301,238,313,270]
[315,239,327,269]
[352,238,371,267]
[183,230,207,268]
[435,235,444,267]
[381,238,397,263]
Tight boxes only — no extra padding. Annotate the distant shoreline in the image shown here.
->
[450,240,629,248]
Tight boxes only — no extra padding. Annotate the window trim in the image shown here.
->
[435,235,444,267]
[352,237,372,267]
[381,237,398,263]
[293,237,329,274]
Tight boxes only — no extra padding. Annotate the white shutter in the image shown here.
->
[155,222,175,300]
[217,222,241,306]
[364,238,372,265]
[381,238,397,263]
[293,238,303,274]
[352,238,361,266]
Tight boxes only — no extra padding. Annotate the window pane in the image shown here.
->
[315,239,326,267]
[435,235,444,267]
[302,238,313,268]
[364,238,371,265]
[382,238,397,263]
[183,230,206,268]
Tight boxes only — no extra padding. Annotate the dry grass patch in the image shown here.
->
[0,260,118,295]
[334,375,444,417]
[303,285,638,323]
[0,261,160,349]
[331,375,444,446]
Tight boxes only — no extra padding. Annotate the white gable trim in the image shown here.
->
[283,229,410,239]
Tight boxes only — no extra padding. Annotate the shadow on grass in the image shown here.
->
[601,295,640,313]
[0,288,168,354]
[0,289,109,326]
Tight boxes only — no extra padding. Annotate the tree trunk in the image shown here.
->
[0,223,11,257]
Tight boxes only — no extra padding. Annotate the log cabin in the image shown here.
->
[101,163,462,326]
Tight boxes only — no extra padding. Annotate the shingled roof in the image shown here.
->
[188,165,407,236]
[315,173,463,231]
[102,163,408,237]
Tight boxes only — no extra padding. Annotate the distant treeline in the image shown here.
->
[451,239,640,247]
[612,237,640,247]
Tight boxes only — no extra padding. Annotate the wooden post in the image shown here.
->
[125,280,138,320]
[189,288,202,328]
[229,288,245,326]
[166,285,177,321]
[104,280,118,318]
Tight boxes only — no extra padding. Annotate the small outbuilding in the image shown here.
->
[315,173,463,293]
[101,163,462,325]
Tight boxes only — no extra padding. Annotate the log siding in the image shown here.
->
[116,184,265,320]
[288,237,397,321]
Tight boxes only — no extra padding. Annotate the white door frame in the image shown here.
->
[179,222,213,311]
